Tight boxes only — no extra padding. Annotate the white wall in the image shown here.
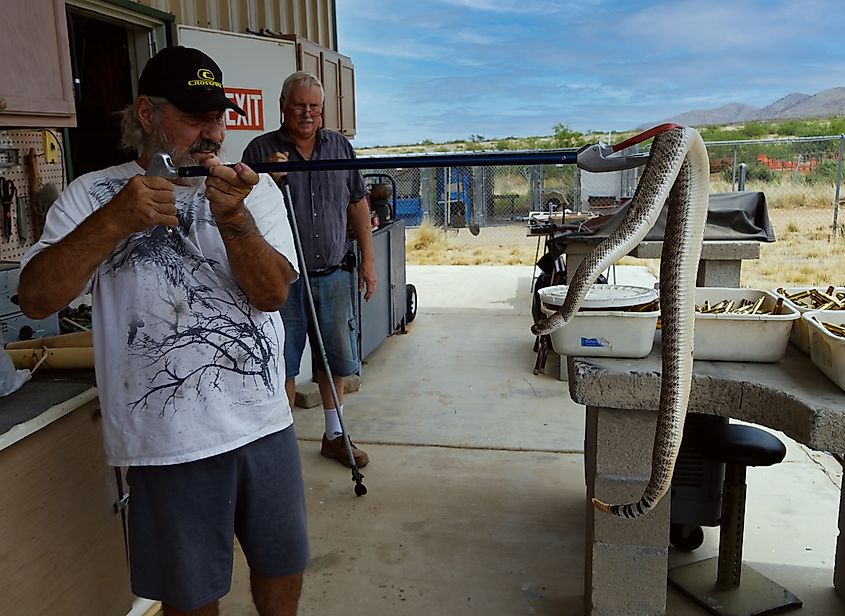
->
[176,26,296,161]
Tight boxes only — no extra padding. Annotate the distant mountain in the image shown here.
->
[752,92,811,119]
[642,87,845,128]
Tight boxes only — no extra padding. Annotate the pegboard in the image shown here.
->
[0,129,66,262]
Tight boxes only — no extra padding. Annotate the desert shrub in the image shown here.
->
[804,159,841,184]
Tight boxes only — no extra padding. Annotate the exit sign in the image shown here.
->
[224,88,264,131]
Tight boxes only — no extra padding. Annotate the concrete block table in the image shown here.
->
[568,335,845,615]
[629,240,761,288]
[562,240,760,289]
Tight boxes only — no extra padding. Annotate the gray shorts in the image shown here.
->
[126,426,309,611]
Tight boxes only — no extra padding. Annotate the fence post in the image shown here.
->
[421,167,434,223]
[834,135,844,237]
[791,154,802,185]
[731,145,738,191]
[738,163,747,191]
[574,167,582,212]
[471,166,487,229]
[527,165,543,211]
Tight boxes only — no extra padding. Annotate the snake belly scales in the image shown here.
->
[531,126,710,518]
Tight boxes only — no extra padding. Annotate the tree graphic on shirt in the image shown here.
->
[90,177,279,415]
[127,281,280,415]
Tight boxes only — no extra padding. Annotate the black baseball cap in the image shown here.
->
[138,46,246,116]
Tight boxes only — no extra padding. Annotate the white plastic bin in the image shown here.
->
[804,310,845,391]
[772,286,845,354]
[538,285,659,358]
[693,287,799,362]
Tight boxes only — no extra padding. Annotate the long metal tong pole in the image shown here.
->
[279,181,367,497]
[145,124,678,181]
[180,150,579,176]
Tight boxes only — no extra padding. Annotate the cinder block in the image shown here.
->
[591,607,664,616]
[585,406,598,486]
[293,374,361,409]
[589,542,667,614]
[593,407,658,477]
[835,488,845,599]
[590,475,671,548]
[696,259,741,287]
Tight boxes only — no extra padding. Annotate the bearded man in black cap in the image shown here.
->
[18,46,307,616]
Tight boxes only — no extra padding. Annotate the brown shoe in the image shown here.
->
[321,433,370,468]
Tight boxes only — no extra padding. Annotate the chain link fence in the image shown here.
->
[362,162,579,233]
[705,135,845,235]
[361,134,845,247]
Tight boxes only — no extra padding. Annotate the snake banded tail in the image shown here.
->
[532,126,710,518]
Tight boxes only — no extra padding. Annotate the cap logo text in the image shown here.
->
[188,68,222,89]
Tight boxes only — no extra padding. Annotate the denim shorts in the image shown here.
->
[281,268,359,379]
[126,427,309,611]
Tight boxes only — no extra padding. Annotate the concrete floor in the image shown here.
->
[218,265,844,616]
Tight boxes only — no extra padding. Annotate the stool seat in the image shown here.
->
[691,423,787,467]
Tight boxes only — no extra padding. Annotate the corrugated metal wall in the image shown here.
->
[134,0,336,50]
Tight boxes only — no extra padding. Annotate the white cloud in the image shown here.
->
[338,0,845,146]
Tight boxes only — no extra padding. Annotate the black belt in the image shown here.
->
[307,265,340,277]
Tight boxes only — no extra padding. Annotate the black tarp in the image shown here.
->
[546,191,774,253]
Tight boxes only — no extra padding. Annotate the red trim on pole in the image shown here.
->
[611,123,684,153]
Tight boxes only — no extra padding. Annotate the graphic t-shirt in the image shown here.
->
[22,161,299,466]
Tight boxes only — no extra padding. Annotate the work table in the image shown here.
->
[568,335,845,615]
[0,369,96,451]
[569,332,845,452]
[0,369,133,615]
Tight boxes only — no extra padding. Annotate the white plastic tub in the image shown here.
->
[538,285,659,358]
[693,287,800,362]
[772,286,845,354]
[804,310,845,391]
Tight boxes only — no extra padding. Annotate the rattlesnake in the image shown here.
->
[532,126,710,518]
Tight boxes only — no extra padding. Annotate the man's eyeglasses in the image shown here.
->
[291,103,322,115]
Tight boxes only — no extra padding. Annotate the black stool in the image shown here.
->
[668,422,803,616]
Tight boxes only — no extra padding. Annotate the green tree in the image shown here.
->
[552,123,585,148]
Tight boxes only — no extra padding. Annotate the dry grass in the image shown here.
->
[710,179,837,210]
[742,208,845,287]
[406,219,538,265]
[406,186,845,288]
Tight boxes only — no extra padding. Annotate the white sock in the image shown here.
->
[324,405,343,440]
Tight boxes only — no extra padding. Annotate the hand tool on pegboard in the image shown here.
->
[16,196,28,241]
[25,148,43,238]
[0,177,16,240]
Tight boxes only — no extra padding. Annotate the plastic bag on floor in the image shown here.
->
[0,342,31,396]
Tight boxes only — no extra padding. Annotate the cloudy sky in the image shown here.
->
[335,0,845,147]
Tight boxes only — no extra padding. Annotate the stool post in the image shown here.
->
[716,463,747,588]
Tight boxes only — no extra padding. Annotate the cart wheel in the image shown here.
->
[669,523,704,552]
[405,284,417,323]
[468,223,480,236]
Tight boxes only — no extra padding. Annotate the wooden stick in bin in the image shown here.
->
[5,330,92,350]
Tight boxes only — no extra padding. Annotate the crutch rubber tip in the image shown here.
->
[354,483,368,497]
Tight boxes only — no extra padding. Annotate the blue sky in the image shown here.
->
[335,0,845,147]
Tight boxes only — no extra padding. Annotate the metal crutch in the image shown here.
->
[279,179,367,497]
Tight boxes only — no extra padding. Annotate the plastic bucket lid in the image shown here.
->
[538,284,658,309]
